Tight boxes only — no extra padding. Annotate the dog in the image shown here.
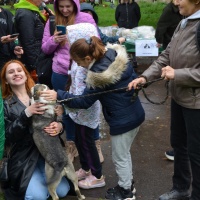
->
[31,84,85,200]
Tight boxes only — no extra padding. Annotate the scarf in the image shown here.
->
[181,10,200,29]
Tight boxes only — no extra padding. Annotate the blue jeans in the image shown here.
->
[171,99,200,200]
[25,156,70,200]
[51,72,76,141]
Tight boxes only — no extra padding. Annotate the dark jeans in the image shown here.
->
[170,99,200,200]
[75,124,102,179]
[51,71,100,141]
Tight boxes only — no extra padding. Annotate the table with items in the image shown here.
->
[99,26,163,69]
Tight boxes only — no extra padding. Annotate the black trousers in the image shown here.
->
[170,99,200,200]
[75,124,102,179]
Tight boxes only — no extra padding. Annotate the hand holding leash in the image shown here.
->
[127,77,147,90]
[161,66,175,80]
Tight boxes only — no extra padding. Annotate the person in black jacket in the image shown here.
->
[0,7,23,72]
[155,0,183,50]
[1,60,70,200]
[155,0,182,161]
[115,0,141,29]
[14,0,48,73]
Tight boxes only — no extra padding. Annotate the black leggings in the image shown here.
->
[75,124,102,179]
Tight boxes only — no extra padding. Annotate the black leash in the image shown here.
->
[57,77,169,105]
[132,77,169,105]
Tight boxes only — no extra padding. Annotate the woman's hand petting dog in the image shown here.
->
[41,90,57,101]
[54,105,64,116]
[25,102,46,116]
[44,122,63,136]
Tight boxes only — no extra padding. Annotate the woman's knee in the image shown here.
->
[56,177,70,198]
[25,192,49,200]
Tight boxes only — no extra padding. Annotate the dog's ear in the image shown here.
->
[44,85,50,91]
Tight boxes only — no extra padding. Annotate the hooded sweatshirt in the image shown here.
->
[41,0,97,75]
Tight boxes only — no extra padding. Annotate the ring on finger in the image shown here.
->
[54,130,57,134]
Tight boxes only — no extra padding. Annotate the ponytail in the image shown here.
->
[70,36,105,61]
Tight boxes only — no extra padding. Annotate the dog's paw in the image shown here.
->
[78,195,85,200]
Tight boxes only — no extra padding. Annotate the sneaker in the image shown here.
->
[76,168,91,181]
[159,189,190,200]
[165,150,174,161]
[105,185,136,200]
[131,180,136,195]
[78,174,105,189]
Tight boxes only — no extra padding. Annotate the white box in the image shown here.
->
[135,39,158,57]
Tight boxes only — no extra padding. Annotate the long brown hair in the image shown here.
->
[1,60,35,99]
[55,0,77,26]
[54,0,77,46]
[70,36,105,61]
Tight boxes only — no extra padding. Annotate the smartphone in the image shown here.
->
[56,25,66,35]
[10,33,19,38]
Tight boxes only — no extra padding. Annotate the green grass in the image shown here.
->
[3,1,167,28]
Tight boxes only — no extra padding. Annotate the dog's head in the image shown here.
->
[31,84,56,104]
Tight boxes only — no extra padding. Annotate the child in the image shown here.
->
[41,36,145,199]
[80,3,126,45]
[62,23,105,189]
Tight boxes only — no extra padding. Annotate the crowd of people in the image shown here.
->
[1,0,200,199]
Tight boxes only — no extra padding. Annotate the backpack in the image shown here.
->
[35,15,55,89]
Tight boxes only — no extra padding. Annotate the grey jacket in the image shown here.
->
[142,13,200,109]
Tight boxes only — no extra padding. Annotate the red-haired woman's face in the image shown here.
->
[5,62,27,87]
[58,0,74,17]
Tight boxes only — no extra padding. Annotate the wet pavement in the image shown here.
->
[65,58,175,200]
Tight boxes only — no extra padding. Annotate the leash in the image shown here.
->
[57,77,169,105]
[131,77,169,105]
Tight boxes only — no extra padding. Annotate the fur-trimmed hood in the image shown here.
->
[86,43,129,89]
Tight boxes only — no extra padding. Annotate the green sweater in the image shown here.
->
[0,89,5,160]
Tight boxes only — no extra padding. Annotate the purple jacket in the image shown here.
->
[41,0,96,75]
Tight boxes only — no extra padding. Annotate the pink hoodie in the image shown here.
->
[41,0,97,75]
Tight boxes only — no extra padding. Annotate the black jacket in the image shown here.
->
[3,94,40,200]
[15,9,45,72]
[0,7,16,70]
[155,2,182,49]
[115,2,141,29]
